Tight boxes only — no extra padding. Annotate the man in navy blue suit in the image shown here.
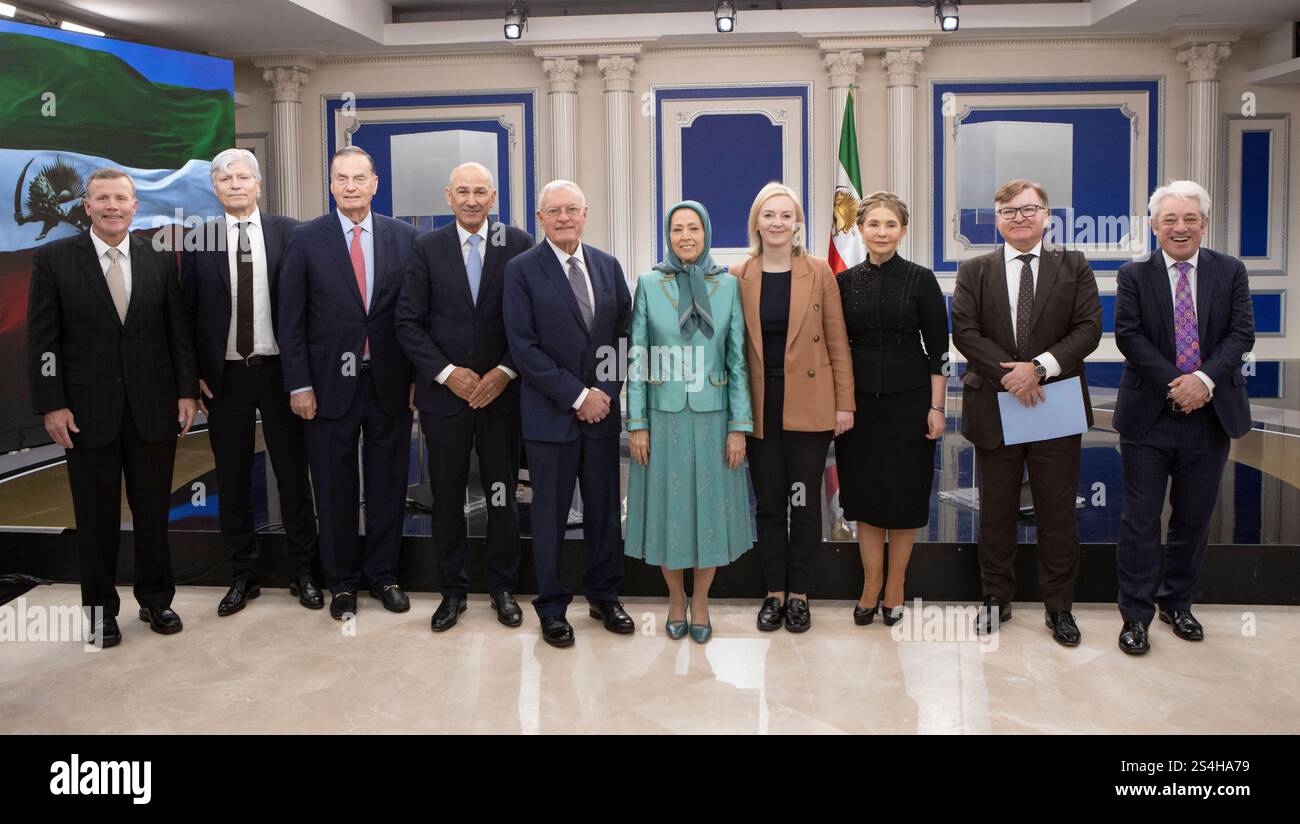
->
[182,148,321,617]
[397,162,533,633]
[1113,179,1255,655]
[503,180,633,647]
[278,146,419,620]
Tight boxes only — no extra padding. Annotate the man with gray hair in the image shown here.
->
[1112,180,1255,655]
[503,179,633,647]
[181,148,322,616]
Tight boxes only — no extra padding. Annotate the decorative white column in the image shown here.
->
[598,53,638,280]
[882,48,924,259]
[539,55,583,183]
[255,57,314,220]
[1175,36,1234,247]
[821,50,864,171]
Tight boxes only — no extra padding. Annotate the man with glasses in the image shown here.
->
[1112,180,1254,655]
[951,179,1102,646]
[502,180,633,648]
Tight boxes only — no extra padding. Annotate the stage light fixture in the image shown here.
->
[715,1,736,33]
[60,20,105,36]
[0,4,17,18]
[504,1,528,40]
[935,0,959,32]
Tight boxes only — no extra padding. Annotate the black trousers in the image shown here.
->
[975,433,1082,611]
[1117,407,1230,624]
[421,407,521,597]
[65,405,177,617]
[746,376,832,595]
[206,359,317,582]
[303,371,412,595]
[525,435,623,618]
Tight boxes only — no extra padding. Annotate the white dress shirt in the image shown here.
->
[90,229,131,299]
[433,221,517,385]
[546,237,596,410]
[1161,249,1215,395]
[1002,241,1061,379]
[224,209,278,359]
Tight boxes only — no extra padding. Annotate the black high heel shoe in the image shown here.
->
[853,602,877,625]
[881,602,905,627]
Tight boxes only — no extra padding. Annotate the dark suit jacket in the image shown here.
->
[951,245,1102,450]
[277,211,418,419]
[181,213,299,397]
[503,241,631,443]
[396,221,534,416]
[26,230,198,448]
[1112,248,1255,440]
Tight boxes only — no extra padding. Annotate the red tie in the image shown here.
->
[349,225,368,355]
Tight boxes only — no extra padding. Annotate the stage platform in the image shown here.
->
[1,362,1297,604]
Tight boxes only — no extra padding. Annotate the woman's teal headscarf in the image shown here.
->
[654,200,721,339]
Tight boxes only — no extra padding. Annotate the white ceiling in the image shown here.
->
[9,0,1298,58]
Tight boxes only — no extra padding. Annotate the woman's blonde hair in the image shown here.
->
[856,190,910,227]
[746,182,806,257]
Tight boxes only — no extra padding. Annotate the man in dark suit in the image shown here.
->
[182,148,321,617]
[503,180,633,648]
[26,168,198,648]
[951,179,1102,646]
[278,146,418,620]
[1112,180,1255,655]
[397,162,533,633]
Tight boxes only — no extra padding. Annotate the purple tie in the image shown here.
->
[1173,261,1200,372]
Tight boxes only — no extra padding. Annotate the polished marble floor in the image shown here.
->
[2,584,1296,734]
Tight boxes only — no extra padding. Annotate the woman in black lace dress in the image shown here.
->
[834,192,949,627]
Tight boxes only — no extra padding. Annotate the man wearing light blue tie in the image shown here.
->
[1113,180,1255,655]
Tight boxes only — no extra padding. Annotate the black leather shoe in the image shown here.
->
[853,603,877,626]
[138,607,183,635]
[369,583,410,613]
[974,596,1012,635]
[588,600,635,634]
[289,574,323,610]
[1158,607,1204,641]
[881,603,905,627]
[430,596,467,632]
[1045,610,1081,646]
[89,616,121,648]
[1119,620,1150,655]
[757,596,784,631]
[784,598,811,633]
[217,578,260,616]
[330,590,356,620]
[490,591,523,627]
[540,615,575,648]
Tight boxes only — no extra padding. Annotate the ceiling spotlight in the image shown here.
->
[715,1,736,33]
[0,4,17,19]
[935,0,959,32]
[504,1,527,41]
[60,20,105,36]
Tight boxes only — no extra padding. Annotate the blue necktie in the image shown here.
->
[466,234,483,304]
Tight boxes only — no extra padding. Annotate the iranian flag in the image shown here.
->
[826,91,865,273]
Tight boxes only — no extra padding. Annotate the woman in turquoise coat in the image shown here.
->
[625,200,753,644]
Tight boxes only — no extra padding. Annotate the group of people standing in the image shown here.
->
[26,142,1254,656]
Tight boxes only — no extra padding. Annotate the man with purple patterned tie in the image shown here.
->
[1113,180,1255,655]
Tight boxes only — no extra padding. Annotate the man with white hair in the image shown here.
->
[503,179,633,647]
[182,148,322,616]
[397,162,533,632]
[1113,180,1255,655]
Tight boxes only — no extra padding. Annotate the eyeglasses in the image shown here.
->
[995,205,1047,220]
[541,205,585,218]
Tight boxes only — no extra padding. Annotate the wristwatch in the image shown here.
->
[1032,359,1047,383]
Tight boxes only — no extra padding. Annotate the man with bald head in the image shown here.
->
[397,162,533,632]
[503,179,633,647]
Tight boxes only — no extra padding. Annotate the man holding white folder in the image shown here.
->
[952,179,1102,646]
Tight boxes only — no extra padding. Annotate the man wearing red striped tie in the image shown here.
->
[278,146,419,620]
[1113,180,1255,655]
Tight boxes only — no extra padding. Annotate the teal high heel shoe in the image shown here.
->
[665,603,688,640]
[688,603,712,644]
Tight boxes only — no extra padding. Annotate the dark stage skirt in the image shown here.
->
[834,384,936,529]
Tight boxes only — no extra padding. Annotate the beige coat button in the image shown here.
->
[813,335,820,342]
[807,369,815,377]
[813,304,820,311]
